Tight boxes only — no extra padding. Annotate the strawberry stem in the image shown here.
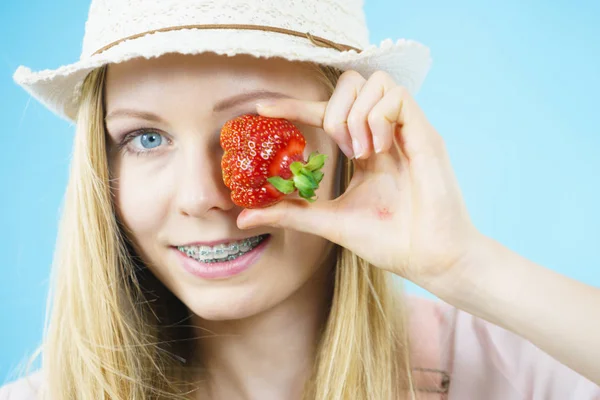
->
[266,151,328,202]
[267,176,296,194]
[304,152,327,171]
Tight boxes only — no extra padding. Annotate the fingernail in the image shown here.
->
[373,136,383,153]
[352,138,364,159]
[256,101,276,111]
[340,143,355,159]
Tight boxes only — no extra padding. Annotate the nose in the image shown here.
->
[175,144,235,218]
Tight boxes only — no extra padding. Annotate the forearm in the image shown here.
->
[423,234,600,385]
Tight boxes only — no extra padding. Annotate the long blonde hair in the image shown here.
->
[16,60,420,399]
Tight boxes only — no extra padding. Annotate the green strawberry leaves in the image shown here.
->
[266,151,328,202]
[303,152,327,172]
[267,176,296,194]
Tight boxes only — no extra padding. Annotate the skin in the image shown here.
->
[104,53,340,399]
[104,51,600,398]
[243,71,600,387]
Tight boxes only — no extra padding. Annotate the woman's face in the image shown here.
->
[104,53,339,321]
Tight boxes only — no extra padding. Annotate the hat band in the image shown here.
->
[92,23,363,56]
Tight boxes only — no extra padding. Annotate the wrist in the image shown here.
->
[418,234,536,334]
[417,233,504,309]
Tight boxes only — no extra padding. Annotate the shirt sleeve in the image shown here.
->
[436,301,600,400]
[0,371,42,400]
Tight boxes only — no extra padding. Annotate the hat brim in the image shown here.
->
[13,28,432,123]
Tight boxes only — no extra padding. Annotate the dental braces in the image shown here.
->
[178,235,265,261]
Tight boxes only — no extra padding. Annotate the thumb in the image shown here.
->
[237,198,336,239]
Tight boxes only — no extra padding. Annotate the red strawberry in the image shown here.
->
[220,114,327,209]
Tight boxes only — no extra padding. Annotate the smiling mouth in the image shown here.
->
[176,234,269,263]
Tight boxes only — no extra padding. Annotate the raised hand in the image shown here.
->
[237,70,482,285]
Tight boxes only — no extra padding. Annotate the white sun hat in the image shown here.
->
[12,0,432,124]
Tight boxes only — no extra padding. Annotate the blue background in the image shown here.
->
[1,0,599,384]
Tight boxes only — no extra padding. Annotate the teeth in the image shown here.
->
[229,243,239,254]
[239,241,251,252]
[178,235,265,262]
[213,244,228,259]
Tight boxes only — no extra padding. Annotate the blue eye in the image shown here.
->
[119,129,169,156]
[136,132,163,149]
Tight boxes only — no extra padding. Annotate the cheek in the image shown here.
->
[278,232,334,281]
[111,160,171,237]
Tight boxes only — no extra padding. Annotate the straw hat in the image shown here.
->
[12,0,432,123]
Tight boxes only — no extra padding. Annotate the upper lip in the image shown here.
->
[175,234,268,247]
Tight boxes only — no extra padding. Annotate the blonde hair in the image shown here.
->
[16,61,421,399]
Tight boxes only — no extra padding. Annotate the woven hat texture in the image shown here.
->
[13,0,432,123]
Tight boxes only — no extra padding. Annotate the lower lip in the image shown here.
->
[173,236,270,279]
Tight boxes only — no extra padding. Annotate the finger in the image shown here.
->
[256,98,356,159]
[321,70,366,160]
[256,70,367,160]
[389,86,446,161]
[367,86,403,155]
[256,98,327,128]
[347,71,397,159]
[236,198,341,244]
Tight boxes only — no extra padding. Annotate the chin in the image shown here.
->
[193,303,262,321]
[183,284,283,322]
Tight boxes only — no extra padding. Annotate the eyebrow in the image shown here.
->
[105,89,291,122]
[212,89,291,112]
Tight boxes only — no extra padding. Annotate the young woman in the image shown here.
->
[3,0,599,399]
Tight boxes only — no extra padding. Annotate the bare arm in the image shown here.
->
[422,234,600,385]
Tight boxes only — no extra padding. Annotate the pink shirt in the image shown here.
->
[2,296,599,399]
[407,296,600,399]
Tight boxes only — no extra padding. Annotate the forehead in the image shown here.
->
[104,53,327,112]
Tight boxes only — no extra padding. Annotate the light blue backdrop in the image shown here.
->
[1,0,599,384]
